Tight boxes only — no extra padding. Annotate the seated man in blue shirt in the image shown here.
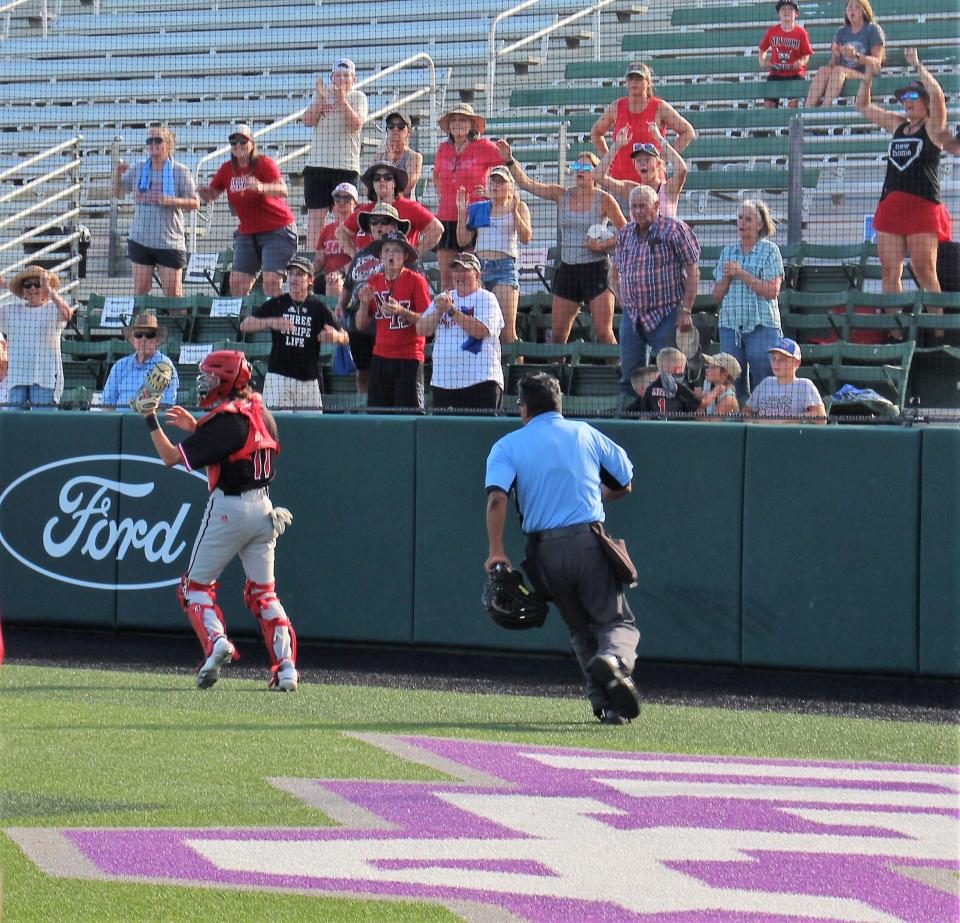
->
[101,312,179,410]
[485,371,641,725]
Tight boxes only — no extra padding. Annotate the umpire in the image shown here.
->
[485,372,641,725]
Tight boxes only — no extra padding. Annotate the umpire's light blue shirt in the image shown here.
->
[485,412,633,534]
[101,350,179,410]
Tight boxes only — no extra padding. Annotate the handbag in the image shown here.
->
[590,522,638,588]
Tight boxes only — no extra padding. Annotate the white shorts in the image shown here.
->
[263,372,322,411]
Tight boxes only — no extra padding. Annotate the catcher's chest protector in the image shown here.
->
[200,394,280,491]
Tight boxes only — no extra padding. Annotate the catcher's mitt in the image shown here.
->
[482,563,548,630]
[130,360,174,414]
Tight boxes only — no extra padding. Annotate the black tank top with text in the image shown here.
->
[880,121,941,205]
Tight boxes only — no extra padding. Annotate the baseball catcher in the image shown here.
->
[482,563,549,630]
[137,350,299,692]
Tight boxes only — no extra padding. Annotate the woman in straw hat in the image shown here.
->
[0,266,73,407]
[101,312,179,410]
[111,125,199,298]
[433,103,505,289]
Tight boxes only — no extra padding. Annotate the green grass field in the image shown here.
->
[1,664,956,922]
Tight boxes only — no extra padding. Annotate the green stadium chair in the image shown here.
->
[914,291,960,346]
[792,243,864,292]
[781,311,842,345]
[832,341,916,410]
[845,292,918,343]
[561,394,623,416]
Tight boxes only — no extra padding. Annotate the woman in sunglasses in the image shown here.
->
[314,181,358,293]
[496,141,626,345]
[338,159,442,260]
[857,50,951,296]
[102,312,179,411]
[0,266,73,407]
[375,112,423,200]
[111,126,199,298]
[596,123,687,219]
[198,123,297,298]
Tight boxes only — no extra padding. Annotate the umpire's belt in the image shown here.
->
[530,522,598,541]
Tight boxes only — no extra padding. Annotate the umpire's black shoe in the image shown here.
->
[594,707,631,725]
[589,654,641,720]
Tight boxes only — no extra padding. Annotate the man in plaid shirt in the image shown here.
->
[612,185,700,396]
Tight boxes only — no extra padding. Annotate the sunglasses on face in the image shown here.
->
[21,280,42,289]
[372,172,396,182]
[229,137,250,146]
[146,137,165,145]
[569,162,595,172]
[333,194,354,201]
[367,217,394,227]
[386,122,407,130]
[133,331,158,340]
[632,143,659,156]
[899,91,922,101]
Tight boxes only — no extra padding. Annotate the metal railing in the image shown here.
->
[485,0,629,119]
[0,136,84,300]
[189,52,439,253]
[0,0,56,39]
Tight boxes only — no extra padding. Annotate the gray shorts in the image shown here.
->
[232,223,298,275]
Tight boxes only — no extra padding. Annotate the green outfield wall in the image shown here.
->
[0,413,956,678]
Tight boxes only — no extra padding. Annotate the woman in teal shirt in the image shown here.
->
[712,199,785,399]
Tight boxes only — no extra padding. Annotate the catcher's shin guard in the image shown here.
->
[179,576,228,657]
[244,580,297,667]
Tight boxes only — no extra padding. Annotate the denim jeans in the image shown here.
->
[7,384,55,408]
[618,307,680,395]
[719,324,782,401]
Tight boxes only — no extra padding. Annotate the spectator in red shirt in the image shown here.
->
[433,103,504,290]
[199,123,297,298]
[356,231,432,411]
[759,0,814,109]
[338,159,442,260]
[315,181,357,294]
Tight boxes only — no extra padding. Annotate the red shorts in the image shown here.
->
[873,191,953,242]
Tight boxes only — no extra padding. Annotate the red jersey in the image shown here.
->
[759,24,813,77]
[433,137,503,221]
[609,96,665,182]
[366,268,431,361]
[316,220,351,274]
[209,156,295,235]
[345,198,437,252]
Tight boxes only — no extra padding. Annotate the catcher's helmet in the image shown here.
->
[482,563,548,630]
[197,350,252,408]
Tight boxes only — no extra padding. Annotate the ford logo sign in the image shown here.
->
[0,454,207,591]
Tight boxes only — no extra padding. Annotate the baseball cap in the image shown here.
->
[775,0,800,11]
[228,123,253,142]
[488,165,514,182]
[630,142,663,160]
[624,62,652,80]
[769,337,802,361]
[285,255,315,276]
[702,352,743,382]
[894,81,930,104]
[450,252,482,272]
[332,57,356,75]
[332,181,359,200]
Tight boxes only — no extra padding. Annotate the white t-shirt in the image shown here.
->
[0,299,68,397]
[746,376,824,418]
[308,88,368,172]
[425,288,504,390]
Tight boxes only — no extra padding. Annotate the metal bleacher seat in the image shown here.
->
[670,0,953,27]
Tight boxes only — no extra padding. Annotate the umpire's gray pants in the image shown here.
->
[530,528,640,711]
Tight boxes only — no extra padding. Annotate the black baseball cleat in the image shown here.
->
[589,654,641,720]
[594,707,631,725]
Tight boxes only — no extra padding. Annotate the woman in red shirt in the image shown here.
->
[590,63,695,183]
[432,103,504,290]
[199,123,297,298]
[315,180,357,294]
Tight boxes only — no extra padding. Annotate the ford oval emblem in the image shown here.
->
[0,454,207,591]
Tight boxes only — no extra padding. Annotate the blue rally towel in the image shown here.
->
[332,343,356,375]
[467,199,492,229]
[138,159,176,197]
[833,384,891,405]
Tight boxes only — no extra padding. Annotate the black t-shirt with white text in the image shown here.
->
[253,293,340,380]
